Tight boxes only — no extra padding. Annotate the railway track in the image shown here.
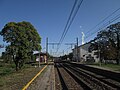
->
[63,62,120,90]
[55,61,120,90]
[55,63,91,90]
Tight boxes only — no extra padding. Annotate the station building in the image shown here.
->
[34,52,47,63]
[72,42,99,63]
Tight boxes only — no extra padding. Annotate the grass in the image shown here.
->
[90,63,120,72]
[0,62,46,90]
[0,63,15,76]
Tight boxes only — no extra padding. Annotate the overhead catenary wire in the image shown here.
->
[56,0,84,53]
[85,7,120,39]
[85,13,120,40]
[58,0,78,45]
[60,0,83,44]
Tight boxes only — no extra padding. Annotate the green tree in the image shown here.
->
[0,21,41,70]
[61,54,67,60]
[90,22,120,64]
[107,22,120,64]
[68,53,73,61]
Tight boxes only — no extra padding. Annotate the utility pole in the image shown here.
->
[39,50,41,67]
[76,37,79,62]
[63,50,64,56]
[46,37,59,62]
[48,42,59,57]
[98,42,101,66]
[116,32,120,64]
[46,37,48,63]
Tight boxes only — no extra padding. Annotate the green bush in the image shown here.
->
[0,64,3,67]
[0,64,14,76]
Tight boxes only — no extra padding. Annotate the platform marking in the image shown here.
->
[22,65,47,90]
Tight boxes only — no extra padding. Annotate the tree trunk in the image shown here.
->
[18,59,23,69]
[14,56,19,71]
[14,60,18,71]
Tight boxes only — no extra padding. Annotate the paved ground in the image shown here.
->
[27,64,55,90]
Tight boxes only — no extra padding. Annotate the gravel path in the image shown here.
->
[27,65,55,90]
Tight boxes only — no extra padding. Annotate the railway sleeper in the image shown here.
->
[64,63,120,89]
[62,64,116,90]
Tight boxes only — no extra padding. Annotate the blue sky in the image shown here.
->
[0,0,120,56]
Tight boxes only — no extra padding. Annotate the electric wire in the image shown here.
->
[56,0,84,53]
[60,0,83,44]
[85,13,120,40]
[85,7,120,39]
[58,0,78,45]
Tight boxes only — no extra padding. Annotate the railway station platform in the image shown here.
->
[26,63,55,90]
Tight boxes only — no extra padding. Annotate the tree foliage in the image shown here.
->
[89,22,120,64]
[60,54,67,60]
[68,53,73,60]
[0,21,41,70]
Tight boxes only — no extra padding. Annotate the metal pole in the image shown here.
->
[76,37,79,62]
[98,43,101,66]
[117,32,120,64]
[63,50,64,56]
[39,51,40,67]
[46,37,48,63]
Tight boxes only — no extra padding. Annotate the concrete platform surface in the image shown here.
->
[27,65,55,90]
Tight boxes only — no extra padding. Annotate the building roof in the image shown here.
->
[72,41,91,50]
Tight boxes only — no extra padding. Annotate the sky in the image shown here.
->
[0,0,120,56]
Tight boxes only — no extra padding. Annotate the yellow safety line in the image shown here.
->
[22,65,47,90]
